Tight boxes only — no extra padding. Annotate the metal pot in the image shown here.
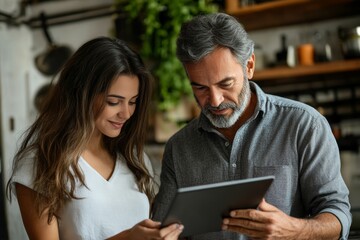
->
[338,26,360,59]
[35,12,73,76]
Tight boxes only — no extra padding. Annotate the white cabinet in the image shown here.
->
[0,23,32,240]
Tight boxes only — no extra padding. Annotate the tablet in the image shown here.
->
[161,175,275,237]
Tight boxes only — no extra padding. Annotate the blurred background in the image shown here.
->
[1,0,360,239]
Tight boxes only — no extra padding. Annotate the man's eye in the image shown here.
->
[193,86,206,91]
[220,82,233,88]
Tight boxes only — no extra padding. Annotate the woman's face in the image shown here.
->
[94,74,139,138]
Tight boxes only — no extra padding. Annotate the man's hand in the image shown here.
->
[222,198,341,240]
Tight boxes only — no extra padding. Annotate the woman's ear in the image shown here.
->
[246,53,255,79]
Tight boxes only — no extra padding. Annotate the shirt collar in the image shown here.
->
[250,81,267,118]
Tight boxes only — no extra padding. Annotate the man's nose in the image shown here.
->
[209,88,224,107]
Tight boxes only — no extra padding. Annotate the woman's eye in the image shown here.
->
[129,101,137,105]
[107,101,118,106]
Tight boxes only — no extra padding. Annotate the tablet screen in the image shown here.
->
[161,175,275,237]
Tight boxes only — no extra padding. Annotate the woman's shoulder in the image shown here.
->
[9,157,36,197]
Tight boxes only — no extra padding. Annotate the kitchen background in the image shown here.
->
[0,0,359,239]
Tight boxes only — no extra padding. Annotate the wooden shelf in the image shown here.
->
[225,0,360,122]
[225,0,360,31]
[253,59,360,81]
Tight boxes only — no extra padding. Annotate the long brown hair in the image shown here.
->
[7,37,155,222]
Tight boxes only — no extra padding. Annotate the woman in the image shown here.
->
[6,37,183,239]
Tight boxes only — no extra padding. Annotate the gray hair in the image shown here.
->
[176,12,254,69]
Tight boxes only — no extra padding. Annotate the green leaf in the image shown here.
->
[114,0,218,111]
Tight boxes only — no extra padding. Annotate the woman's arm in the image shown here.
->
[16,183,59,240]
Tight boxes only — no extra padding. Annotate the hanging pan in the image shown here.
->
[35,12,73,76]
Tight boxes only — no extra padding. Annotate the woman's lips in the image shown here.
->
[109,121,124,129]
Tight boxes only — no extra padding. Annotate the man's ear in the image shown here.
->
[246,53,255,79]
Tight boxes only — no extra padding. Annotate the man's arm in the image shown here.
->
[222,199,341,240]
[151,143,178,222]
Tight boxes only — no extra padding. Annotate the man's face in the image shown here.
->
[184,47,255,128]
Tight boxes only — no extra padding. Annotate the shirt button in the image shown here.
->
[225,142,230,147]
[232,163,237,168]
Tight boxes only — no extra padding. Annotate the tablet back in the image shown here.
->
[161,175,275,237]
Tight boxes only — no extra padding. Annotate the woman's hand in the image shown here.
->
[108,219,183,240]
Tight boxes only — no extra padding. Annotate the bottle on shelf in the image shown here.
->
[313,30,333,62]
[275,34,288,66]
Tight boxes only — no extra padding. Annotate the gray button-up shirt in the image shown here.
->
[152,82,351,240]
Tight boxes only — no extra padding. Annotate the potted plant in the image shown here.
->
[114,0,218,141]
[114,0,218,111]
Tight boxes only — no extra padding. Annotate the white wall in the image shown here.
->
[0,22,33,240]
[0,1,114,239]
[26,0,114,122]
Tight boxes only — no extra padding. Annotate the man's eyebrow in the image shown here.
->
[190,77,235,87]
[190,82,204,87]
[218,76,235,83]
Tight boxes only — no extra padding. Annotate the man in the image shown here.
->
[152,13,351,240]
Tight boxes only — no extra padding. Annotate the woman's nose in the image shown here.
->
[118,104,131,120]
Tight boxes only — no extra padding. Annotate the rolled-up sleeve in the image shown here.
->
[299,115,351,239]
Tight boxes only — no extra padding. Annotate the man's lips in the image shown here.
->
[210,108,230,115]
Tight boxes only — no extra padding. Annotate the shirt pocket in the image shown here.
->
[253,165,292,211]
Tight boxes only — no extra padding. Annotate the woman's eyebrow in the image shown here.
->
[107,94,124,99]
[107,94,139,99]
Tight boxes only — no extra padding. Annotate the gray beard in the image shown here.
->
[202,79,251,129]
